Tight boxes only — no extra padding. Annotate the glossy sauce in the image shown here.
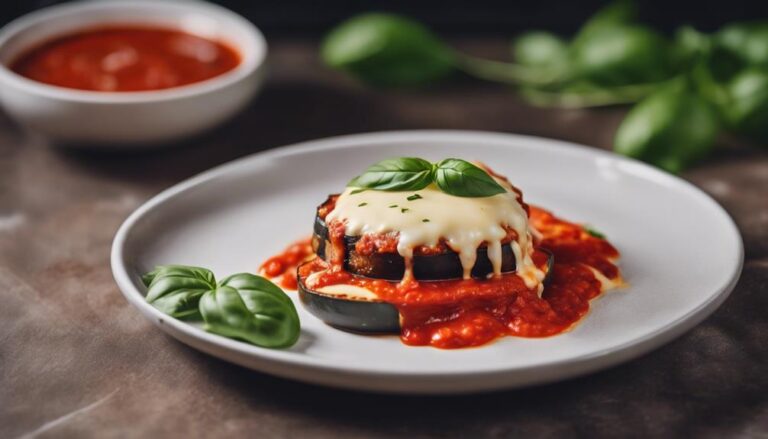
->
[11,27,240,91]
[260,240,314,290]
[263,205,622,349]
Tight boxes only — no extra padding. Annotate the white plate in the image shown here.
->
[111,131,743,394]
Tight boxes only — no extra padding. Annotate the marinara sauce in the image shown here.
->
[260,239,314,291]
[263,205,622,349]
[11,27,240,92]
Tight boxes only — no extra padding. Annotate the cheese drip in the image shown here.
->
[326,177,544,290]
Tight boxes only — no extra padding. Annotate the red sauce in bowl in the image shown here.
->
[10,26,241,92]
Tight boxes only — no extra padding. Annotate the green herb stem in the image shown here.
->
[457,55,563,87]
[520,83,660,108]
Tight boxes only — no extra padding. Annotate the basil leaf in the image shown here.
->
[514,31,569,69]
[584,225,606,239]
[200,286,260,343]
[349,157,434,191]
[614,81,719,173]
[201,274,300,348]
[434,159,506,197]
[220,274,300,348]
[219,273,296,308]
[572,25,675,87]
[149,290,205,320]
[716,21,768,68]
[141,268,161,287]
[725,68,768,143]
[143,265,216,319]
[219,273,301,347]
[321,13,456,87]
[144,265,216,291]
[142,266,300,348]
[574,0,637,46]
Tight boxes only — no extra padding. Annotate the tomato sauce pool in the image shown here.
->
[261,205,623,349]
[10,27,241,92]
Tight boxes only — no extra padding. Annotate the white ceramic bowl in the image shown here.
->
[0,0,267,145]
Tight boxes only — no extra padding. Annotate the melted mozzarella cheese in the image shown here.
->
[586,266,625,291]
[326,178,544,290]
[317,284,379,301]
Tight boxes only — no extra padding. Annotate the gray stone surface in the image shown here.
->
[1,40,766,438]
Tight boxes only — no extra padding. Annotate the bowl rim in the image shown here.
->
[0,0,267,104]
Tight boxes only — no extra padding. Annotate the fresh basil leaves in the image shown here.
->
[143,265,215,320]
[348,157,433,191]
[614,81,719,173]
[212,274,300,348]
[322,3,768,173]
[321,13,455,87]
[348,157,506,197]
[142,266,300,349]
[433,158,507,197]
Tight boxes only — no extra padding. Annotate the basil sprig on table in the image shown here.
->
[321,2,768,173]
[348,157,506,197]
[142,266,300,349]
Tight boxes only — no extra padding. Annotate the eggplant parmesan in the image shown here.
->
[260,158,623,349]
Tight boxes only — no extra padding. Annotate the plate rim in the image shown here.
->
[111,130,744,391]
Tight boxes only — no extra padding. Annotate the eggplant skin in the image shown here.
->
[313,214,516,281]
[297,277,400,334]
[297,253,554,334]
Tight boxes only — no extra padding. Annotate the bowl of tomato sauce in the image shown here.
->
[0,0,266,145]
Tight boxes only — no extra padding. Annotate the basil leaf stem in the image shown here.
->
[520,82,659,108]
[457,55,563,87]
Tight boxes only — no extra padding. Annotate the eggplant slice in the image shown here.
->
[297,251,554,334]
[298,281,401,333]
[313,214,516,281]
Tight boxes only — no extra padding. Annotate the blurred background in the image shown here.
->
[2,0,765,35]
